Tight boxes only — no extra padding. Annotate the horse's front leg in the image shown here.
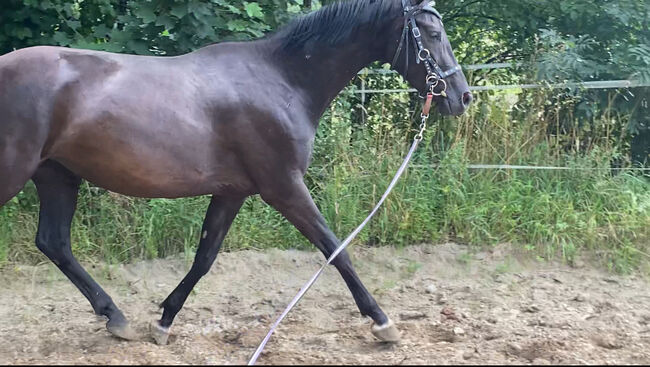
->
[151,195,244,345]
[260,177,400,342]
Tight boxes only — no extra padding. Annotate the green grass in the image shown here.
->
[1,88,648,273]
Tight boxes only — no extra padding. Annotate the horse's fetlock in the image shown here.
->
[96,300,122,320]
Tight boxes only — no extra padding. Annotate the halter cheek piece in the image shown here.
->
[391,0,462,98]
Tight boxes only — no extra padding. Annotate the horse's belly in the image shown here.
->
[40,55,256,198]
[49,128,254,198]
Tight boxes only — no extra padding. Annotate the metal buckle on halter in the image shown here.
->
[430,78,447,98]
[412,27,421,38]
[418,48,430,62]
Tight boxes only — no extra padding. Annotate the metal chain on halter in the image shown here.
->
[415,115,427,142]
[415,91,433,141]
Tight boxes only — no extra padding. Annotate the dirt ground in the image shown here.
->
[1,242,649,365]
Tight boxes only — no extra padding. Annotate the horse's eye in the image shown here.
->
[430,31,441,40]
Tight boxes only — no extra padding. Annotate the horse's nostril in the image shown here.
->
[462,91,473,107]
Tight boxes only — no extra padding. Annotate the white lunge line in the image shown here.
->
[410,164,650,171]
[247,137,422,365]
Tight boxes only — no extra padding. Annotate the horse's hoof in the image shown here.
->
[371,318,401,342]
[150,320,170,345]
[106,319,138,341]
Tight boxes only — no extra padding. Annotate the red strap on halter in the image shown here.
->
[422,93,433,116]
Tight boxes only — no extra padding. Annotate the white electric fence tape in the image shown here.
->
[411,164,650,171]
[355,65,648,93]
[351,79,648,94]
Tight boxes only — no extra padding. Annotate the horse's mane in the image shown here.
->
[273,0,400,50]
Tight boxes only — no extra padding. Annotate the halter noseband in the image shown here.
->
[391,0,462,98]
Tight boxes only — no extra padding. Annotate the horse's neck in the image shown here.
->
[269,34,390,122]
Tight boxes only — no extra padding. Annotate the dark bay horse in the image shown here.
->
[0,0,471,345]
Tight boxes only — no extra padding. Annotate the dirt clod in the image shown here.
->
[399,311,427,320]
[440,307,459,322]
[533,358,551,365]
[524,304,541,313]
[484,332,502,341]
[572,294,587,302]
[592,335,624,350]
[462,350,474,360]
[506,342,523,356]
[425,284,438,294]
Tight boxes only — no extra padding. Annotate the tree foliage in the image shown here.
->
[0,0,307,55]
[1,0,647,75]
[0,0,647,163]
[435,0,649,164]
[436,0,649,82]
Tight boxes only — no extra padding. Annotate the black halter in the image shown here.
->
[391,0,462,97]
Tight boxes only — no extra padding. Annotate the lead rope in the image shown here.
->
[247,93,434,365]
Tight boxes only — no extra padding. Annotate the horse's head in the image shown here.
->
[387,0,472,116]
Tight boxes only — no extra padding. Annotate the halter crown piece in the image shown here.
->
[391,0,462,98]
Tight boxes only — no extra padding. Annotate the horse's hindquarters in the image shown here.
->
[0,48,59,205]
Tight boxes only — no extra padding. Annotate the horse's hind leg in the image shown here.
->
[151,195,244,345]
[32,160,137,340]
[261,179,400,342]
